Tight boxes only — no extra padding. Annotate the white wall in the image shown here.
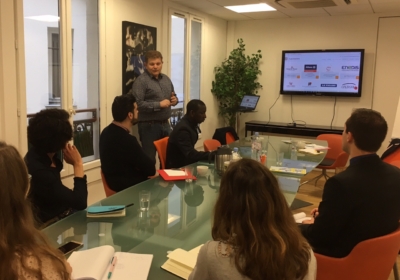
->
[229,14,400,148]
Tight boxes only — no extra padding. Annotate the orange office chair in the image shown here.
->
[314,226,400,280]
[303,134,349,186]
[153,136,169,169]
[226,132,236,145]
[100,170,116,197]
[203,139,221,152]
[383,148,400,168]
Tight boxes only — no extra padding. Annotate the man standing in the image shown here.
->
[166,100,213,168]
[300,108,400,258]
[100,94,156,192]
[132,50,178,161]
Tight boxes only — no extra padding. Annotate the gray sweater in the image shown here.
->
[188,241,317,280]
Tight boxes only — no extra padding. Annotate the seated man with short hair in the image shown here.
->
[300,108,400,258]
[100,94,156,192]
[166,99,214,168]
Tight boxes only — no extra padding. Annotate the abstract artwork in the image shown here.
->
[122,21,157,95]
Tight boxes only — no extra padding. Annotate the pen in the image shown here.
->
[125,203,134,208]
[107,256,117,279]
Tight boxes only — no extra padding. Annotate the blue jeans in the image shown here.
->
[138,122,172,162]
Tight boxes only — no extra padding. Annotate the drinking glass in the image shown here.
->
[277,152,284,166]
[184,166,194,183]
[139,190,151,211]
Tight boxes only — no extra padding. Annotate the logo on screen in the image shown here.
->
[341,66,359,71]
[286,66,298,71]
[326,66,331,71]
[341,83,358,90]
[287,82,295,88]
[304,65,317,72]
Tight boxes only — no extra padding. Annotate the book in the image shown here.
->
[269,166,306,175]
[68,245,153,280]
[161,245,203,279]
[293,212,312,223]
[86,205,126,218]
[158,169,197,181]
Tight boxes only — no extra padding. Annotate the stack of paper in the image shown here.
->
[161,245,203,279]
[270,166,306,175]
[298,148,323,155]
[293,212,312,223]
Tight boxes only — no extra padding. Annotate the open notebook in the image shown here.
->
[161,245,203,279]
[68,245,153,280]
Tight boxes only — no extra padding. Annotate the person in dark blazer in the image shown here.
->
[166,99,214,168]
[300,108,400,258]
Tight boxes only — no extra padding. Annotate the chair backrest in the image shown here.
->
[383,148,400,168]
[100,170,116,197]
[226,132,236,145]
[203,139,221,152]
[154,136,169,169]
[317,134,347,160]
[315,226,400,280]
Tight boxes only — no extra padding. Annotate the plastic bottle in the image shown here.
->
[260,150,267,165]
[232,147,240,162]
[290,144,297,160]
[251,132,262,162]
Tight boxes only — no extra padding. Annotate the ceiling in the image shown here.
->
[170,0,400,21]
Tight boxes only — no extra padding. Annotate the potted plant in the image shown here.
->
[211,38,262,128]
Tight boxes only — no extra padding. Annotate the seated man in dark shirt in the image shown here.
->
[300,108,400,258]
[100,94,156,192]
[166,99,214,168]
[25,109,87,225]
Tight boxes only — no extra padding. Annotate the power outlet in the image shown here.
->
[198,133,202,139]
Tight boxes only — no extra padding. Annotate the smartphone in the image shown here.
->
[58,241,83,255]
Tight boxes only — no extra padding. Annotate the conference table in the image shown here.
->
[42,135,327,279]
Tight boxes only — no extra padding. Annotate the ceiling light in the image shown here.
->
[225,3,276,13]
[25,15,60,22]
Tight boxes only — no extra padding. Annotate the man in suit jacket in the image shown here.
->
[166,99,214,168]
[300,108,400,258]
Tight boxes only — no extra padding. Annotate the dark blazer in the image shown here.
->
[212,127,239,145]
[166,115,211,168]
[300,154,400,258]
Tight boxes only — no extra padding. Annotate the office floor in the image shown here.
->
[296,170,400,280]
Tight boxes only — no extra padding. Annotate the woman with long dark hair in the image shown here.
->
[189,159,316,280]
[0,142,71,279]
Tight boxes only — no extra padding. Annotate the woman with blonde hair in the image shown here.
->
[0,142,71,279]
[189,158,316,280]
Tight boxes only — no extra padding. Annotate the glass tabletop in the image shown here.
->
[42,135,327,279]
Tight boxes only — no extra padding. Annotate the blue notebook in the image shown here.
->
[86,205,126,218]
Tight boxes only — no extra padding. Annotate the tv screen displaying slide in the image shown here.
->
[280,49,364,97]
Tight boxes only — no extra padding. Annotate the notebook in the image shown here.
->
[238,95,260,112]
[68,245,153,280]
[270,166,307,175]
[293,212,312,223]
[159,169,197,181]
[86,205,126,218]
[161,245,203,279]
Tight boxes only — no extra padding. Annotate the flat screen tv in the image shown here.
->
[280,49,364,97]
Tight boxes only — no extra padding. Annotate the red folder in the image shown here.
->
[158,169,197,181]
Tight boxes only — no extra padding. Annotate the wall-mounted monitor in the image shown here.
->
[280,49,364,97]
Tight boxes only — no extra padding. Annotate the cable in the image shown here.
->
[290,95,294,123]
[330,96,337,129]
[266,93,280,124]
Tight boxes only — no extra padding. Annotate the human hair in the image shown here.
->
[345,108,388,152]
[112,94,136,122]
[186,99,205,114]
[28,109,73,153]
[0,142,70,279]
[212,159,311,280]
[144,50,163,62]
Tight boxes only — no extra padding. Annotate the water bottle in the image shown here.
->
[232,147,240,162]
[251,132,262,162]
[290,144,297,160]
